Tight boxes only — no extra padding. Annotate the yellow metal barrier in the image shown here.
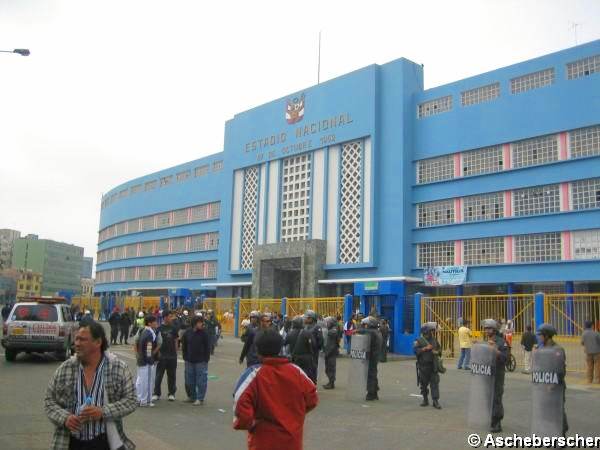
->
[70,297,101,319]
[202,298,236,335]
[286,297,344,318]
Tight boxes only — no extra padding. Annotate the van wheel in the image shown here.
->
[5,350,17,362]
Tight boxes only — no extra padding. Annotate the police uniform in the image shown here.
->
[414,323,442,409]
[359,317,382,401]
[292,327,317,382]
[323,318,339,389]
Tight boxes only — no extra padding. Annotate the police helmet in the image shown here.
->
[482,319,499,330]
[249,310,261,319]
[361,316,378,329]
[138,311,144,318]
[536,323,557,338]
[304,310,317,321]
[292,316,304,328]
[325,316,337,328]
[84,310,91,315]
[421,321,437,334]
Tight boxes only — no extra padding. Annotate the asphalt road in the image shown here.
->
[1,332,599,450]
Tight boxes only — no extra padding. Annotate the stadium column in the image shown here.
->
[534,292,545,331]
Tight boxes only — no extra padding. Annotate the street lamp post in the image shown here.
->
[0,49,30,56]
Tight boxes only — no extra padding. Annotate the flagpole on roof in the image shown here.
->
[317,30,321,85]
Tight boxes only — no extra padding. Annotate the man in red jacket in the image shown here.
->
[233,328,318,450]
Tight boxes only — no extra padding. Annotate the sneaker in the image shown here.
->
[168,395,175,401]
[152,395,159,401]
[148,402,155,407]
[193,400,201,406]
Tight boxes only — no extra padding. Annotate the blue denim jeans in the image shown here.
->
[457,348,471,369]
[185,361,208,401]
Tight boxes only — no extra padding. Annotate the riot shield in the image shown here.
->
[346,333,370,401]
[467,343,496,429]
[531,346,566,437]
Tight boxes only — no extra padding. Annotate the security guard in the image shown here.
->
[536,323,569,436]
[483,318,508,433]
[322,317,339,389]
[359,316,382,401]
[414,322,442,409]
[239,310,261,367]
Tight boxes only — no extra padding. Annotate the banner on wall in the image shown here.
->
[423,266,467,286]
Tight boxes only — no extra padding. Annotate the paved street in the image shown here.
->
[1,333,599,450]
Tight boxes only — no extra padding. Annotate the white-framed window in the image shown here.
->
[188,262,204,278]
[515,232,561,262]
[417,199,454,227]
[573,229,600,260]
[170,263,185,279]
[116,222,126,236]
[156,212,171,229]
[141,216,154,231]
[173,209,188,226]
[160,175,173,187]
[417,155,454,184]
[144,180,157,191]
[571,177,600,210]
[139,241,153,257]
[570,125,600,159]
[461,82,500,106]
[119,189,128,199]
[205,261,217,278]
[512,134,558,168]
[130,184,142,195]
[567,54,600,80]
[191,204,208,222]
[171,237,187,253]
[207,232,219,250]
[511,68,555,94]
[155,240,169,255]
[127,219,139,234]
[463,192,504,222]
[138,266,151,280]
[125,244,137,259]
[209,202,220,219]
[189,234,206,252]
[463,237,504,265]
[212,160,224,172]
[280,153,311,242]
[176,170,191,182]
[513,184,560,216]
[154,265,167,280]
[417,241,454,267]
[418,96,452,118]
[124,267,136,281]
[462,145,503,176]
[195,165,209,177]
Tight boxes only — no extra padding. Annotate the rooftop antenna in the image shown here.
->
[570,21,581,45]
[317,30,322,85]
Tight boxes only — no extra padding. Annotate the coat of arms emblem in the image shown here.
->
[285,94,305,124]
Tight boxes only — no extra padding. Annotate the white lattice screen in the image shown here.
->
[339,141,362,263]
[240,166,259,270]
[280,154,312,242]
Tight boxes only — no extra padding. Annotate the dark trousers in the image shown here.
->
[69,433,109,450]
[419,364,440,400]
[154,358,177,397]
[325,353,337,383]
[110,326,119,344]
[294,355,316,383]
[380,338,389,362]
[119,326,130,344]
[367,359,379,396]
[492,369,505,425]
[345,335,352,354]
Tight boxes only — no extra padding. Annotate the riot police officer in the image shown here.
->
[322,317,339,389]
[359,316,382,401]
[239,310,261,367]
[483,318,508,433]
[304,310,324,378]
[291,315,317,382]
[414,322,442,409]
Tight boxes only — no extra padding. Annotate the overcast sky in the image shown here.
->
[1,0,599,274]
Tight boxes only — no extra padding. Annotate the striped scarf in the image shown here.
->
[75,356,106,441]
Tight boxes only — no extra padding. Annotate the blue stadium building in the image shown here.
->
[95,40,600,306]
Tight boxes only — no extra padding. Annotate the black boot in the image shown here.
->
[490,421,502,433]
[420,396,429,407]
[432,399,441,409]
[323,381,335,390]
[365,393,378,401]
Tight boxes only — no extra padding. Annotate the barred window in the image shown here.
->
[417,241,454,267]
[513,184,560,216]
[139,241,153,257]
[417,199,454,227]
[141,216,154,231]
[154,265,167,280]
[195,165,209,177]
[171,237,187,253]
[130,184,142,195]
[515,232,561,262]
[189,234,207,252]
[138,266,151,280]
[209,202,220,219]
[176,170,191,182]
[462,145,503,176]
[511,68,555,94]
[571,177,600,210]
[127,219,140,234]
[160,175,173,187]
[191,204,208,222]
[212,160,224,171]
[173,209,188,226]
[205,261,217,278]
[207,232,219,250]
[463,192,504,222]
[116,222,126,236]
[463,237,504,265]
[156,212,171,229]
[170,263,185,279]
[461,83,500,106]
[125,244,137,259]
[417,155,454,184]
[155,239,169,255]
[117,246,127,260]
[188,262,204,278]
[512,134,558,168]
[570,125,600,159]
[573,229,600,260]
[119,189,128,199]
[418,96,452,118]
[144,180,157,191]
[124,267,136,281]
[567,54,600,80]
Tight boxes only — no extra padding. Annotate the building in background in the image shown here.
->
[81,277,95,297]
[0,229,21,271]
[81,256,93,279]
[15,269,43,299]
[95,40,600,302]
[11,235,84,296]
